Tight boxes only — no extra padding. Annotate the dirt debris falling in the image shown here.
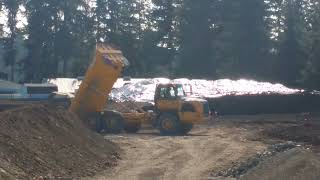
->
[0,104,120,179]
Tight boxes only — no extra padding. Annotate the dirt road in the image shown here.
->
[87,113,320,180]
[89,124,267,180]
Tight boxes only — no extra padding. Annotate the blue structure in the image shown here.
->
[0,80,22,94]
[0,80,59,101]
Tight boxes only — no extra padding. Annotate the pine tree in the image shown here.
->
[24,0,94,81]
[177,0,215,78]
[300,0,320,89]
[2,0,23,81]
[136,0,181,77]
[213,0,270,79]
[95,0,151,76]
[275,0,308,86]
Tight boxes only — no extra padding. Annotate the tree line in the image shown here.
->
[0,0,319,89]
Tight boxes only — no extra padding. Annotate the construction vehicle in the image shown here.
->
[69,43,212,135]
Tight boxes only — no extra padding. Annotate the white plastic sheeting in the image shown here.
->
[48,78,81,97]
[48,78,303,103]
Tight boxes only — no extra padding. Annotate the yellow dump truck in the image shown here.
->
[70,43,212,135]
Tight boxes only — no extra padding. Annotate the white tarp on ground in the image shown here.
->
[48,78,303,103]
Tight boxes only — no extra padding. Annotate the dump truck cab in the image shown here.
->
[154,83,211,135]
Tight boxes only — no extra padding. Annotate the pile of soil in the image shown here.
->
[210,142,298,178]
[242,148,320,180]
[263,118,320,146]
[211,143,320,180]
[0,104,120,179]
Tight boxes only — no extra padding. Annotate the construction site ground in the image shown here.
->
[90,113,320,180]
[1,103,320,179]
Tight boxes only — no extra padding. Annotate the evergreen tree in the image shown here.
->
[213,0,270,79]
[300,0,320,89]
[178,0,215,78]
[137,0,181,77]
[24,0,94,81]
[2,0,23,81]
[275,0,308,86]
[95,0,151,76]
[0,0,319,89]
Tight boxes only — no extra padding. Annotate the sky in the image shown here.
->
[0,5,27,35]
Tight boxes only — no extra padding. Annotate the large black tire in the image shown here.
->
[180,123,193,135]
[124,123,141,133]
[101,112,124,134]
[95,116,106,133]
[158,113,181,136]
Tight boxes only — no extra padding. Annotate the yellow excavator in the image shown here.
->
[69,43,212,135]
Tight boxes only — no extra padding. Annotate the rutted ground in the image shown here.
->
[90,113,320,180]
[2,105,318,179]
[90,125,267,180]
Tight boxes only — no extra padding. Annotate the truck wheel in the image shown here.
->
[124,123,141,133]
[180,123,193,135]
[96,117,106,133]
[158,113,181,136]
[102,113,124,134]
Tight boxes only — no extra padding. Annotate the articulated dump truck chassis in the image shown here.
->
[69,43,212,136]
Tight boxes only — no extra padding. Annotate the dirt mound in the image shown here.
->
[263,119,320,146]
[211,142,320,180]
[0,104,120,179]
[241,148,320,180]
[210,142,298,178]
